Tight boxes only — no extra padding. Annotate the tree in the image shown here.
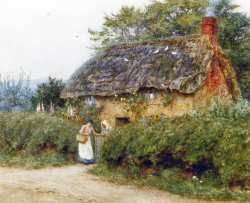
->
[88,0,209,51]
[88,6,145,51]
[142,0,208,39]
[0,71,32,111]
[212,0,250,99]
[30,77,66,111]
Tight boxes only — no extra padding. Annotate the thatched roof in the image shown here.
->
[61,34,238,98]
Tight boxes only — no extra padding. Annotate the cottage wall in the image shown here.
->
[91,84,216,128]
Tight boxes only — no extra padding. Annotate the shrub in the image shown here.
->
[100,117,250,185]
[206,99,250,120]
[0,111,83,167]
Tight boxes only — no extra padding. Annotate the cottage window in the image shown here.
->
[84,96,95,105]
[143,88,156,99]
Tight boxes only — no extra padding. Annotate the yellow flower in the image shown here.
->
[97,116,100,121]
[154,114,160,120]
[61,113,65,117]
[148,117,152,121]
[67,115,71,120]
[74,109,77,113]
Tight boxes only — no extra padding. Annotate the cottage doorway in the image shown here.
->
[115,117,131,127]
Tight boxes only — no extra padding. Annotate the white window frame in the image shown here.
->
[84,96,95,105]
[143,88,156,99]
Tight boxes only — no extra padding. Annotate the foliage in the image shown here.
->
[30,76,66,111]
[206,98,250,120]
[213,0,250,75]
[162,88,176,106]
[100,116,250,185]
[88,6,145,51]
[120,90,148,122]
[0,111,82,167]
[88,0,209,50]
[239,69,250,100]
[0,71,32,111]
[60,98,103,132]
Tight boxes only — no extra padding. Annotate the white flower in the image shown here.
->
[200,181,203,183]
[165,46,169,51]
[124,58,129,62]
[192,176,196,179]
[172,51,177,55]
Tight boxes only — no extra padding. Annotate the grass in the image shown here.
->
[90,164,250,202]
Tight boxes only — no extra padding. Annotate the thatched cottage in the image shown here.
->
[61,17,241,128]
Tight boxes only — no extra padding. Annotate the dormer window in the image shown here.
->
[84,96,95,105]
[143,88,156,99]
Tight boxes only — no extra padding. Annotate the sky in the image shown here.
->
[0,0,249,81]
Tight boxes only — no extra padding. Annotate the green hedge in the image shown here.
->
[101,117,250,184]
[0,111,91,167]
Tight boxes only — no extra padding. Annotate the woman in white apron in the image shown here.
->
[95,120,112,163]
[78,119,99,164]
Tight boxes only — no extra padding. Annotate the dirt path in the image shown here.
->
[0,164,236,203]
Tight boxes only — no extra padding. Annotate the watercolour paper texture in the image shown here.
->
[0,0,250,202]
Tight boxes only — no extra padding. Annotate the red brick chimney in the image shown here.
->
[202,17,218,54]
[202,17,223,95]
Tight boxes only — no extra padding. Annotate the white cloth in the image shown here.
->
[78,124,96,163]
[78,137,94,163]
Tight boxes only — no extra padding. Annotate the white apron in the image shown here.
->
[78,125,94,164]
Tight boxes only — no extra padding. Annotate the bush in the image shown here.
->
[206,99,250,120]
[0,111,83,167]
[100,117,250,185]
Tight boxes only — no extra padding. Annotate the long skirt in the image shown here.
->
[78,137,94,164]
[94,136,103,163]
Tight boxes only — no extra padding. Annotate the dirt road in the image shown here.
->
[0,164,236,203]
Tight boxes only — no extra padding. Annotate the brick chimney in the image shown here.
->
[202,17,222,95]
[202,17,218,54]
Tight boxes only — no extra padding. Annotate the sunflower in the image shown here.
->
[67,115,71,120]
[73,109,77,114]
[97,116,100,121]
[148,117,152,121]
[61,112,65,117]
[154,114,160,120]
